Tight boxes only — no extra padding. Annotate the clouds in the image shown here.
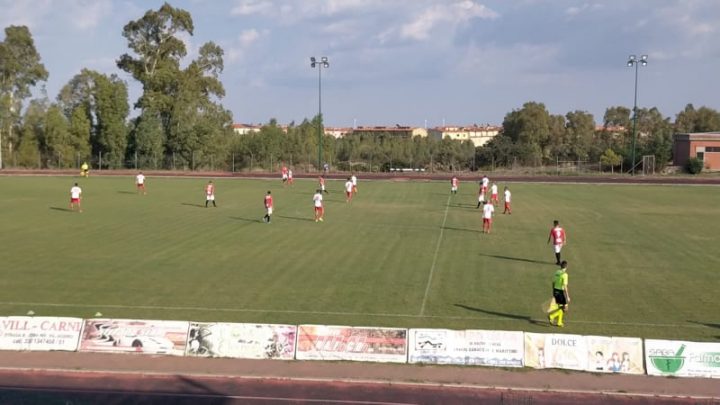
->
[0,0,113,31]
[231,0,274,16]
[2,0,718,126]
[399,1,498,41]
[226,29,267,63]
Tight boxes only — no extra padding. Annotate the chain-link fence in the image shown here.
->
[1,150,640,176]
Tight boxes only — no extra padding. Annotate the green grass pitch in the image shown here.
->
[0,175,718,341]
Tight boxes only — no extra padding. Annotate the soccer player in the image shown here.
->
[70,182,82,212]
[80,162,89,178]
[351,173,358,195]
[344,177,353,202]
[481,174,489,194]
[547,220,567,265]
[281,164,288,184]
[263,191,273,223]
[490,183,499,205]
[482,199,494,234]
[503,186,512,214]
[318,176,328,194]
[450,176,458,194]
[135,172,147,195]
[313,189,324,222]
[476,188,486,209]
[548,260,570,327]
[205,180,217,208]
[287,169,294,186]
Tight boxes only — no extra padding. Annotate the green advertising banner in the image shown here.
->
[645,339,720,378]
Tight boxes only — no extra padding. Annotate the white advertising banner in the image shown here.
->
[524,332,587,370]
[296,325,407,363]
[585,336,644,374]
[185,322,296,360]
[79,319,189,356]
[0,317,83,352]
[645,339,720,378]
[408,329,523,367]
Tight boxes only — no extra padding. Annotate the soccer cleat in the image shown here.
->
[547,314,554,325]
[557,323,564,327]
[319,218,324,222]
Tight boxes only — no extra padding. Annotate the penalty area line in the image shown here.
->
[419,194,452,316]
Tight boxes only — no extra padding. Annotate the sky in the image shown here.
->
[2,0,719,128]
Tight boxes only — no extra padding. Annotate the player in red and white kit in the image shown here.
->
[351,174,358,195]
[205,181,217,208]
[503,186,512,214]
[263,191,273,223]
[287,169,294,186]
[70,182,82,212]
[281,164,288,184]
[482,199,495,234]
[313,189,324,222]
[490,183,499,205]
[547,220,567,265]
[318,176,328,194]
[344,177,354,202]
[135,172,147,195]
[481,175,489,194]
[450,176,459,194]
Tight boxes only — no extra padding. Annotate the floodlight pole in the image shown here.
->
[627,54,647,175]
[310,56,329,171]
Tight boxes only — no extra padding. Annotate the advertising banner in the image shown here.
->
[185,322,296,360]
[645,339,720,378]
[585,336,644,374]
[296,325,407,363]
[408,328,523,367]
[524,332,587,370]
[0,317,83,352]
[79,319,189,356]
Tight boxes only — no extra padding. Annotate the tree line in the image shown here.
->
[1,3,231,170]
[2,3,719,172]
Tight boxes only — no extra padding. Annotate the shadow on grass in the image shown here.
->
[442,226,480,234]
[230,216,263,223]
[454,304,546,326]
[181,202,206,208]
[450,203,478,209]
[117,190,135,195]
[277,215,315,222]
[688,321,720,329]
[49,207,72,212]
[478,253,552,266]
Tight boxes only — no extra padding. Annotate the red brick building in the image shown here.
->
[673,132,720,170]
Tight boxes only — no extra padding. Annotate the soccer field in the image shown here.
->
[0,175,718,341]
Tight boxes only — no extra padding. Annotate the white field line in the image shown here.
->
[0,301,710,329]
[419,194,452,316]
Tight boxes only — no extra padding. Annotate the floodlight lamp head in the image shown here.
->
[641,55,648,61]
[641,60,647,66]
[311,62,316,68]
[322,61,329,68]
[627,61,634,67]
[310,57,316,63]
[628,55,636,61]
[321,56,328,63]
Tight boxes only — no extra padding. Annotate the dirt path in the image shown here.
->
[0,352,717,404]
